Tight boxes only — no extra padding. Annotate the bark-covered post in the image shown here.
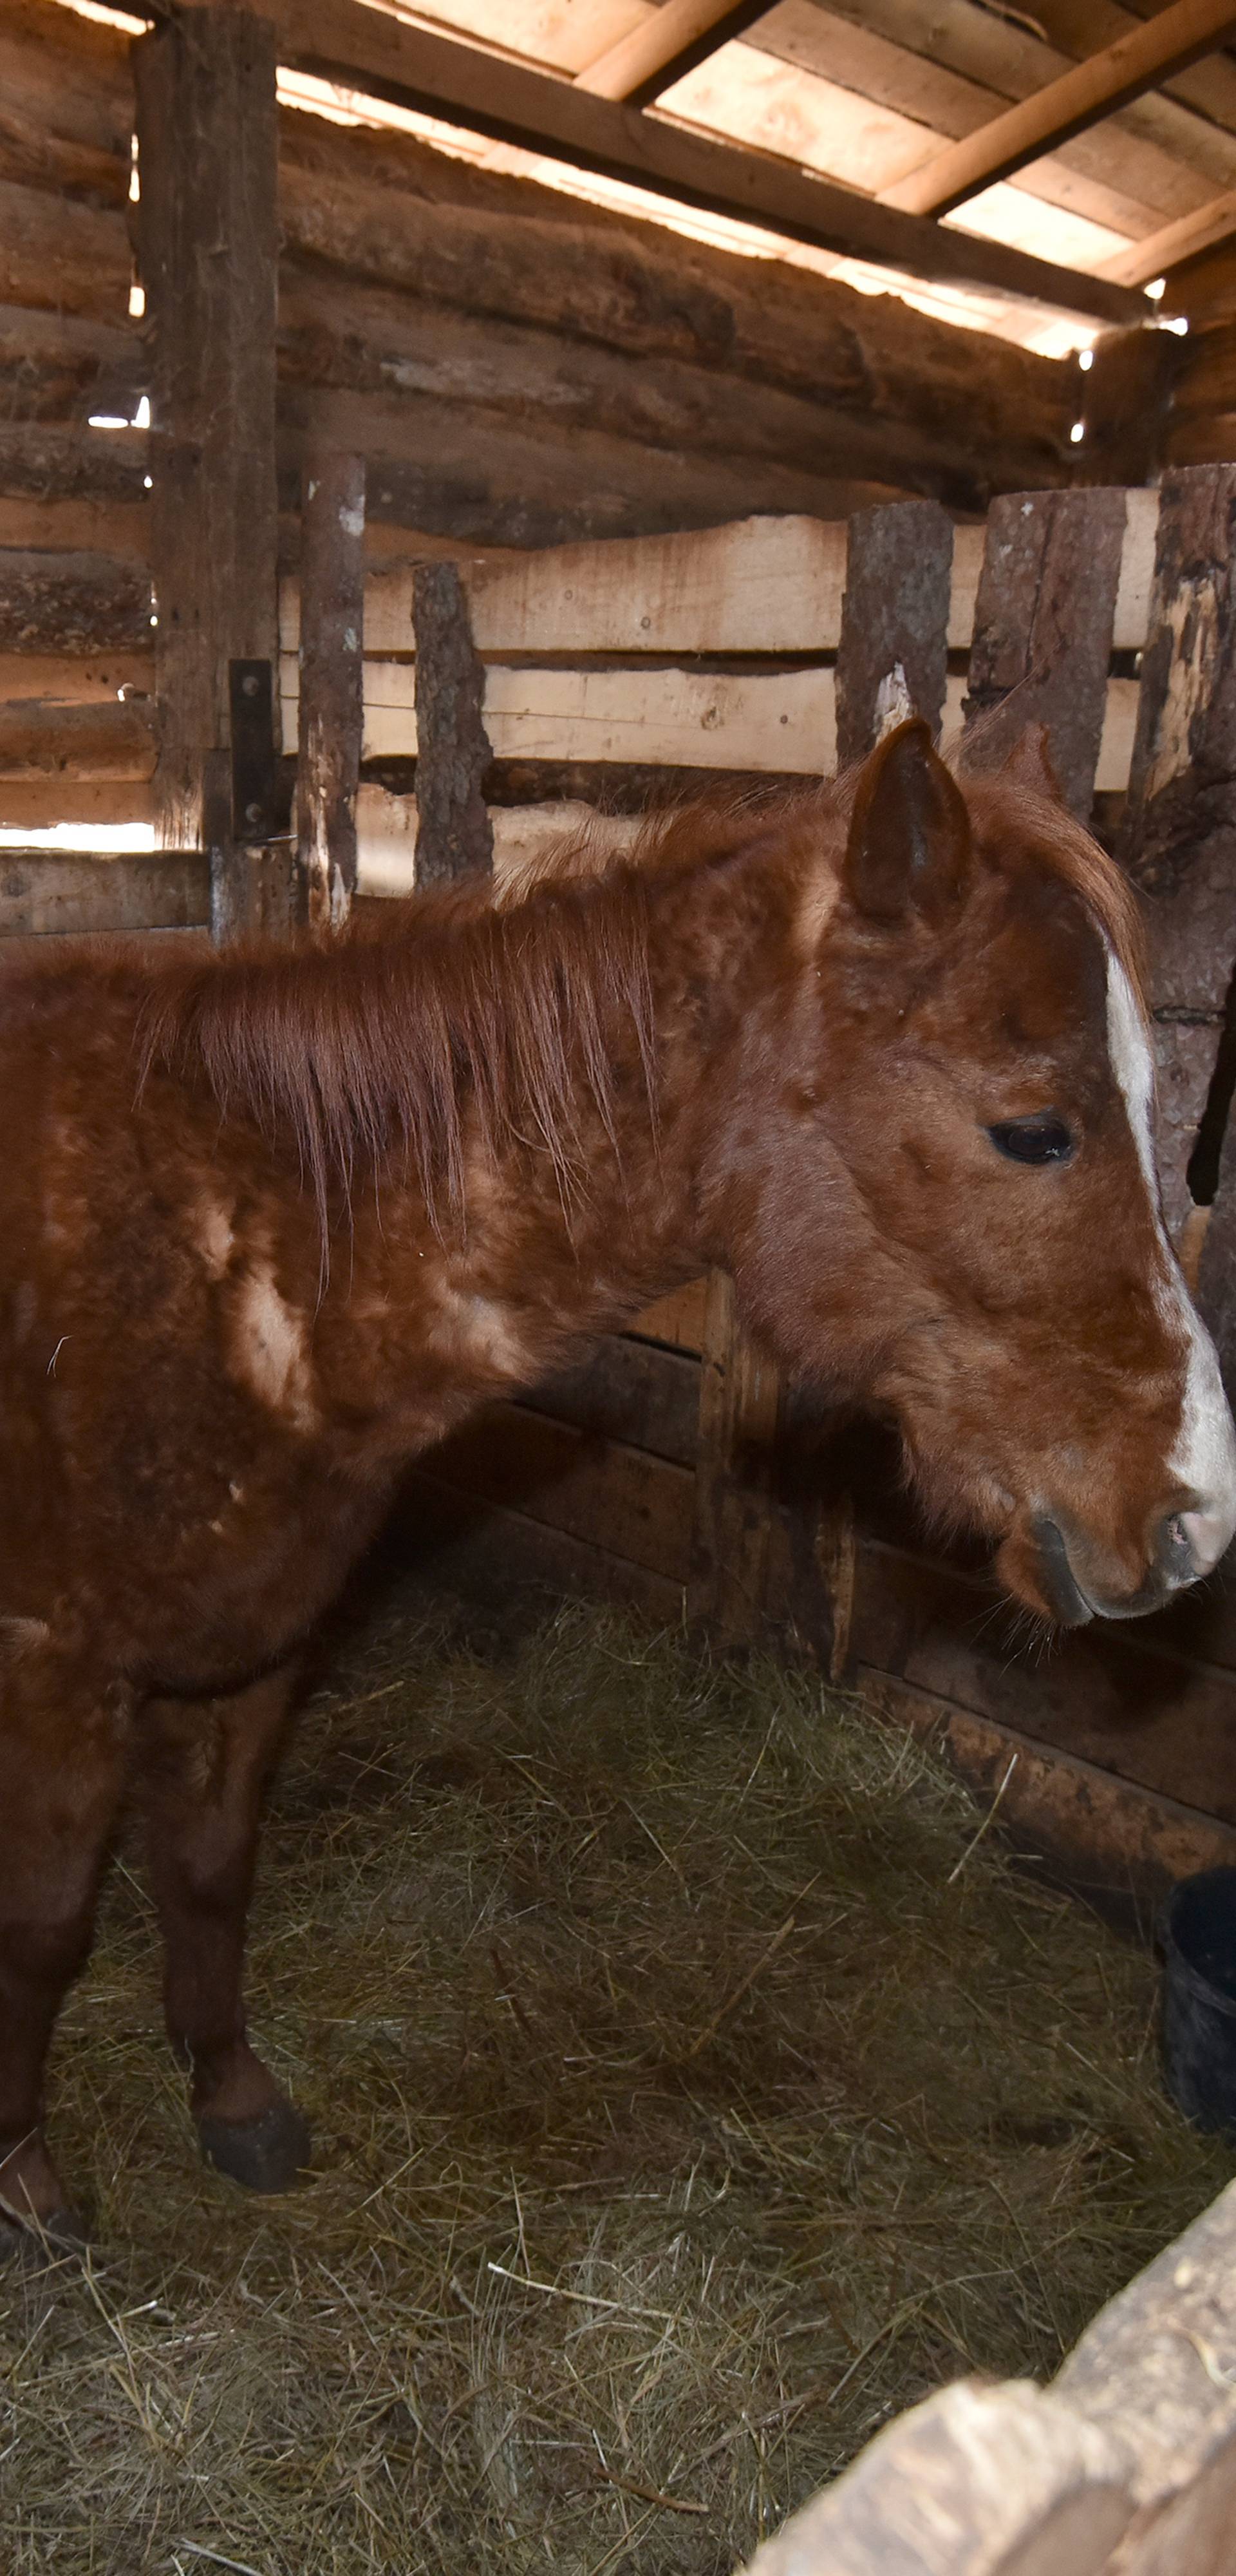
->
[134,4,283,940]
[296,449,365,929]
[791,497,952,1677]
[411,561,493,886]
[1128,469,1236,1350]
[835,497,953,765]
[962,485,1127,819]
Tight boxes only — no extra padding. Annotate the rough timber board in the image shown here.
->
[276,504,1159,659]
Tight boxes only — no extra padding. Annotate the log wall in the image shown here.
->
[0,0,1077,573]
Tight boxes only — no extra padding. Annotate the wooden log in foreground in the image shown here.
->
[742,2179,1236,2576]
[0,847,207,937]
[0,549,151,654]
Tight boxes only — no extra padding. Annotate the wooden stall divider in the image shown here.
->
[689,497,955,1671]
[1123,466,1236,1260]
[962,484,1127,818]
[296,449,366,928]
[134,3,286,943]
[411,560,493,887]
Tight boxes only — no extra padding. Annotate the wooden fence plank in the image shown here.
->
[523,1337,700,1470]
[417,1405,694,1582]
[688,1268,782,1645]
[410,560,492,886]
[962,486,1128,818]
[296,448,365,928]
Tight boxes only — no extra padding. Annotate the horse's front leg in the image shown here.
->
[139,1662,310,2193]
[0,1643,130,2249]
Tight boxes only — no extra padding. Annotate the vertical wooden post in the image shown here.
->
[688,1271,782,1648]
[836,497,953,765]
[411,561,493,887]
[134,3,281,941]
[296,449,366,929]
[962,486,1127,819]
[689,499,956,1668]
[1125,466,1236,1297]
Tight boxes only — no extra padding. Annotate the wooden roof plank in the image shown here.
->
[131,0,1148,323]
[576,0,775,108]
[880,0,1236,218]
[1101,184,1236,283]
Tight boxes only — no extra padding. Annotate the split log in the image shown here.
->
[0,423,149,506]
[0,176,129,327]
[275,164,1074,508]
[962,486,1128,820]
[0,549,151,654]
[296,449,365,927]
[277,381,904,553]
[276,267,995,520]
[0,696,154,781]
[135,6,283,939]
[1124,464,1236,1251]
[0,307,142,427]
[0,0,133,165]
[410,562,492,886]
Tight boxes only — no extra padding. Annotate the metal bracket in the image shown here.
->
[229,658,279,843]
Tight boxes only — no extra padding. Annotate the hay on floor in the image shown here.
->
[3,1596,1230,2574]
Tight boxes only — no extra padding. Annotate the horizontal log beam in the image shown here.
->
[0,695,154,781]
[881,0,1236,221]
[138,0,1148,323]
[0,549,152,654]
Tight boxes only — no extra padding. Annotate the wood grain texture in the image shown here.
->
[0,847,207,938]
[835,496,953,766]
[411,560,493,887]
[135,5,281,940]
[296,448,364,928]
[1123,463,1236,1246]
[962,485,1127,819]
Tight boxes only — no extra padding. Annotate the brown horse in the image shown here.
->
[2,719,1233,2249]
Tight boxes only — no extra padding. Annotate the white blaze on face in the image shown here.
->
[1105,949,1236,1576]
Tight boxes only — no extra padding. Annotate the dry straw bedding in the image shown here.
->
[1,1595,1230,2574]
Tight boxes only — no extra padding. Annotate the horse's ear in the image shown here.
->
[843,717,973,927]
[1000,721,1064,804]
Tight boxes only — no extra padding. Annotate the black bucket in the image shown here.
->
[1161,1866,1236,2141]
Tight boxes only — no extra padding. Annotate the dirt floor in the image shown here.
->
[2,1589,1230,2575]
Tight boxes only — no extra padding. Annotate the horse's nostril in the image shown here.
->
[1157,1511,1198,1582]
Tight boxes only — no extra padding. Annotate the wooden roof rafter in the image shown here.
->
[127,0,1148,327]
[879,0,1236,219]
[574,1,776,109]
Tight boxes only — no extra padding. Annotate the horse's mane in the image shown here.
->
[141,766,1146,1222]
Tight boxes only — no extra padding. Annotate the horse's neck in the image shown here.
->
[316,841,789,1425]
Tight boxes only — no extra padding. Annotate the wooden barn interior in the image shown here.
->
[10,3,1236,2569]
[8,0,1236,1916]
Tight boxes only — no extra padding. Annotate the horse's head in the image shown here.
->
[719,718,1236,1625]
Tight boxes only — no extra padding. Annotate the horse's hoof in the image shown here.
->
[198,2101,313,2193]
[0,2206,88,2270]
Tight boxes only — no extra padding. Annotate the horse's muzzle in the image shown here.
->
[1030,1508,1221,1627]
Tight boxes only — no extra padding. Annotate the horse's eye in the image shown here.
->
[986,1115,1075,1166]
